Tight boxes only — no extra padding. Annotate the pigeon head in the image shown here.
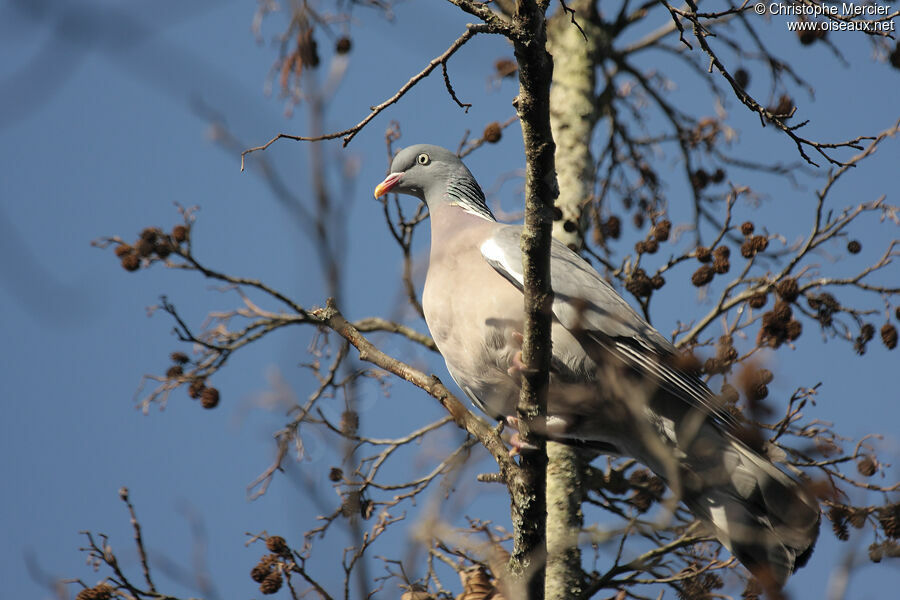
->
[374,144,494,220]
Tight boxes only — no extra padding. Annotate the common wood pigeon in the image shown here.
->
[374,144,819,586]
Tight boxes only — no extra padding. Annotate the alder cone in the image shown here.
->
[881,323,898,350]
[260,571,282,595]
[200,386,220,409]
[482,121,502,143]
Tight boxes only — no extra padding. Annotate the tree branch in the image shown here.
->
[510,1,557,598]
[241,23,499,167]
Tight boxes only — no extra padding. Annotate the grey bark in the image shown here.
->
[547,2,602,251]
[543,3,605,598]
[509,1,558,599]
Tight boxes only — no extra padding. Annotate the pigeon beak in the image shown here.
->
[374,172,403,198]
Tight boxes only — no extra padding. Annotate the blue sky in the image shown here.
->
[2,1,898,598]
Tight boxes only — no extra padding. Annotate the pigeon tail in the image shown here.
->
[680,432,820,587]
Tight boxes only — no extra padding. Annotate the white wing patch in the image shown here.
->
[709,505,732,542]
[480,237,522,283]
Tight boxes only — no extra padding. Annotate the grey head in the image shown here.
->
[373,144,494,220]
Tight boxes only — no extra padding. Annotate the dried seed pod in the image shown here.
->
[121,253,141,272]
[165,365,183,378]
[832,518,850,541]
[720,383,739,405]
[251,561,271,583]
[740,221,755,236]
[671,351,703,376]
[650,274,665,290]
[483,121,502,143]
[200,387,220,409]
[695,246,712,263]
[888,540,900,557]
[857,455,877,477]
[625,268,653,297]
[629,489,654,513]
[457,566,494,599]
[328,467,343,482]
[188,379,205,399]
[776,278,800,302]
[829,505,850,541]
[760,311,786,348]
[881,323,898,350]
[751,235,769,252]
[114,244,133,257]
[740,367,772,402]
[849,508,868,528]
[692,265,714,286]
[748,292,767,309]
[869,541,885,563]
[704,357,726,375]
[260,570,283,595]
[890,42,900,69]
[786,319,803,341]
[266,535,289,556]
[603,215,621,239]
[773,300,792,322]
[135,238,154,257]
[878,503,900,538]
[768,94,794,117]
[172,224,189,243]
[154,239,172,258]
[711,168,726,183]
[140,227,160,243]
[847,240,861,254]
[96,585,114,600]
[77,584,114,600]
[298,29,319,68]
[651,219,671,242]
[734,68,750,89]
[632,212,644,229]
[860,323,875,342]
[335,36,352,54]
[798,28,817,46]
[691,169,710,190]
[494,57,517,78]
[717,341,738,363]
[712,256,730,274]
[809,292,840,326]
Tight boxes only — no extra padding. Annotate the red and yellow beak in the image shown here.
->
[373,172,403,198]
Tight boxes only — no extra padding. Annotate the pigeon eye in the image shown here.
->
[416,153,430,165]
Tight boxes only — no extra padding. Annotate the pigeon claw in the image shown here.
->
[506,417,540,456]
[508,432,540,457]
[507,350,528,377]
